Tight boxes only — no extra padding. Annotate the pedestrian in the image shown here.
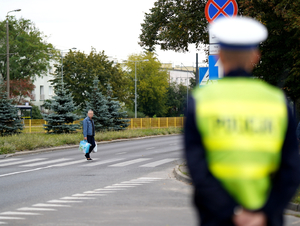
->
[83,109,96,160]
[184,17,300,226]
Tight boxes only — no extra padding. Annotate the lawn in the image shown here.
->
[0,127,183,155]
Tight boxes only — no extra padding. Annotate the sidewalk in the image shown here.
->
[173,163,300,212]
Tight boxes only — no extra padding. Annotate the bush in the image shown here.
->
[125,109,146,118]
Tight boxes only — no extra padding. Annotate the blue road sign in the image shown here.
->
[209,55,223,80]
[199,67,209,86]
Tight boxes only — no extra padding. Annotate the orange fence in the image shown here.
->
[22,117,184,133]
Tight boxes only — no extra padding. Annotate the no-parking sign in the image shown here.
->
[205,0,238,23]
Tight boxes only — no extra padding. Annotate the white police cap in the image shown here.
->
[209,17,268,50]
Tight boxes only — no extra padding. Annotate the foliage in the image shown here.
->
[84,78,112,131]
[0,16,56,81]
[140,0,300,105]
[0,81,23,136]
[8,78,35,105]
[32,105,43,119]
[43,84,80,134]
[0,127,183,155]
[139,0,208,52]
[50,47,130,110]
[106,83,130,130]
[166,82,188,117]
[124,109,146,118]
[124,52,169,117]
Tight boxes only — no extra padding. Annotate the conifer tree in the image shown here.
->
[84,78,112,131]
[0,80,23,136]
[43,83,80,134]
[106,83,129,131]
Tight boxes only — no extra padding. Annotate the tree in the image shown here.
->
[0,80,23,136]
[9,78,35,105]
[43,83,80,134]
[32,105,43,119]
[50,48,130,110]
[140,0,300,107]
[0,16,56,81]
[84,79,112,131]
[139,0,208,52]
[106,84,129,130]
[125,52,169,117]
[166,82,188,117]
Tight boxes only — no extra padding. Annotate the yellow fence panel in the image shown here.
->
[22,117,184,133]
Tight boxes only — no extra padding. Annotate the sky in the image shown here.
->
[1,0,207,68]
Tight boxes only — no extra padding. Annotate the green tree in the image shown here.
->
[32,105,43,119]
[106,84,129,130]
[0,81,23,136]
[43,83,80,134]
[0,16,55,81]
[140,0,300,106]
[166,82,188,117]
[125,52,169,117]
[50,47,130,110]
[84,79,112,131]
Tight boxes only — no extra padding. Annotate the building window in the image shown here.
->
[40,85,44,101]
[49,86,53,96]
[31,90,36,101]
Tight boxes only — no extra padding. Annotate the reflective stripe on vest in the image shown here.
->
[193,77,287,210]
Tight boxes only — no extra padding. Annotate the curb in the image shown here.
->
[173,165,192,184]
[0,134,180,159]
[173,164,299,212]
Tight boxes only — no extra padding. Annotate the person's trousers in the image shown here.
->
[86,135,95,158]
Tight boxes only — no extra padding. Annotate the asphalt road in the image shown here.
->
[0,135,299,226]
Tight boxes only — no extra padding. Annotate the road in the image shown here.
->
[0,135,299,225]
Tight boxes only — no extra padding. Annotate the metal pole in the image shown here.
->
[196,53,199,85]
[6,17,9,98]
[135,62,137,118]
[61,53,64,90]
[186,71,188,109]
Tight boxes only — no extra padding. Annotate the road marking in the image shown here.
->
[140,158,178,167]
[0,222,7,225]
[146,147,155,150]
[0,158,46,167]
[18,207,57,211]
[84,191,115,194]
[0,166,52,178]
[114,183,142,186]
[0,158,20,163]
[128,180,151,183]
[48,200,82,203]
[33,204,70,208]
[72,194,106,197]
[115,152,127,155]
[105,185,135,188]
[50,159,96,167]
[81,158,124,167]
[109,158,151,167]
[94,188,125,191]
[20,158,71,167]
[0,211,41,216]
[60,197,95,200]
[0,216,25,220]
[138,177,163,180]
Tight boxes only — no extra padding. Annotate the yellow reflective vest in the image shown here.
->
[193,77,288,210]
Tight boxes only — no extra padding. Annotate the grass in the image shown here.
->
[0,127,183,155]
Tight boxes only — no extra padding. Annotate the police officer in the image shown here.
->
[184,17,300,226]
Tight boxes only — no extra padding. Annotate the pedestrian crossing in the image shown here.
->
[0,157,179,169]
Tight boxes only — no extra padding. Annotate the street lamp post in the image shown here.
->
[6,9,21,98]
[124,59,149,118]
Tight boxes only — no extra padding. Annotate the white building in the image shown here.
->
[30,62,56,112]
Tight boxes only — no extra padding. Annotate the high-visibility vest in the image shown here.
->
[193,77,288,210]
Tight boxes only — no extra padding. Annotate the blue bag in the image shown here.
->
[79,140,91,154]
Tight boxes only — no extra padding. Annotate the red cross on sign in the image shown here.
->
[205,0,238,24]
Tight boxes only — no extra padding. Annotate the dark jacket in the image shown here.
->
[83,117,95,137]
[184,70,300,226]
